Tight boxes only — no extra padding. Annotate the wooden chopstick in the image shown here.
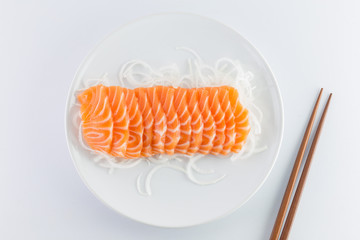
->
[279,93,332,239]
[269,88,324,240]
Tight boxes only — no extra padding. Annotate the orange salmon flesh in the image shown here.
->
[78,85,250,159]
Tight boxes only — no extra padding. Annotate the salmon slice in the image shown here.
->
[197,89,216,155]
[157,86,180,155]
[123,88,143,159]
[78,84,250,158]
[218,87,236,155]
[186,88,203,155]
[173,87,191,154]
[147,87,166,154]
[206,87,226,155]
[78,84,113,153]
[107,86,129,157]
[225,86,251,153]
[134,87,154,157]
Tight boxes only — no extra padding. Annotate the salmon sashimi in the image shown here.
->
[147,87,167,154]
[107,86,129,157]
[78,84,113,153]
[225,86,251,153]
[134,87,154,157]
[156,86,180,155]
[173,87,191,154]
[218,87,236,155]
[77,85,251,158]
[206,87,226,155]
[123,88,144,159]
[186,88,203,155]
[197,89,216,155]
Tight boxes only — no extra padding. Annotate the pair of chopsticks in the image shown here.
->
[269,88,332,240]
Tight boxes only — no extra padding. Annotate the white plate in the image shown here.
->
[65,13,283,228]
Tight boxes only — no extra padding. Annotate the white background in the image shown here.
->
[1,0,359,239]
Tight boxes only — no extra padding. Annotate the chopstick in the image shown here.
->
[279,93,332,239]
[270,89,333,240]
[269,88,323,240]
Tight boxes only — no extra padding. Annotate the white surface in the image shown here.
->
[1,0,359,239]
[65,13,283,227]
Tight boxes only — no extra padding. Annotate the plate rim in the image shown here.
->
[64,12,284,228]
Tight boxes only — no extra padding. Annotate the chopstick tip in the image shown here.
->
[328,93,333,101]
[318,88,324,95]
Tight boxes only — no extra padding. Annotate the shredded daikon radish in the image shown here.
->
[72,47,265,196]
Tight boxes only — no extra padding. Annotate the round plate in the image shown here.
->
[65,13,283,228]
